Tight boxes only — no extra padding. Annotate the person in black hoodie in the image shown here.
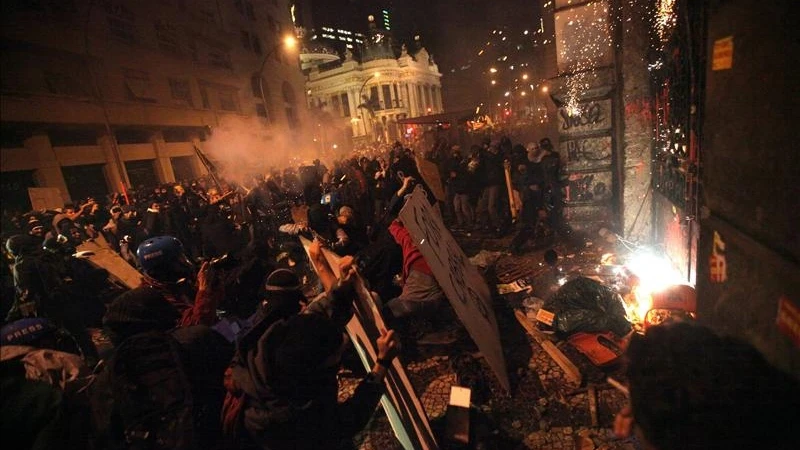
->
[225,251,400,450]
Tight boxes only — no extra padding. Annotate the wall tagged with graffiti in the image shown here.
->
[563,170,613,203]
[558,99,612,136]
[560,136,613,170]
[563,204,614,223]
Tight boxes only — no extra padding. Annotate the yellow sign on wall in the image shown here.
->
[712,36,734,71]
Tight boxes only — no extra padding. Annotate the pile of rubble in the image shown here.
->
[343,229,651,449]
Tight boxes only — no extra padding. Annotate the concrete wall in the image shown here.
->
[697,0,800,377]
[618,0,654,241]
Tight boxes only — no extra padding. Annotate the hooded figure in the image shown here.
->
[223,270,389,450]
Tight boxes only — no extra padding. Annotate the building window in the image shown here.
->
[341,93,350,117]
[62,164,109,203]
[48,128,98,147]
[252,36,262,54]
[105,2,136,44]
[282,81,298,129]
[369,86,380,110]
[331,94,340,116]
[208,49,232,70]
[171,156,196,182]
[252,78,273,121]
[115,128,150,144]
[44,71,90,97]
[218,90,239,111]
[169,78,193,106]
[155,19,181,55]
[250,74,261,97]
[163,128,191,143]
[382,85,392,109]
[241,30,252,50]
[188,38,199,61]
[125,160,158,189]
[393,84,400,107]
[123,69,156,102]
[423,85,431,110]
[245,1,255,20]
[200,85,210,108]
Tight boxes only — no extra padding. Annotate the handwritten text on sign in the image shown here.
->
[400,186,510,391]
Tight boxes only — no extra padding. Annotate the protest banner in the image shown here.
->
[299,236,439,450]
[399,185,510,391]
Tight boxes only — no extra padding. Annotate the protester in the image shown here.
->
[224,243,401,450]
[614,321,800,450]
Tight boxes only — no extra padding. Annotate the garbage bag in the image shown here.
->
[543,277,631,338]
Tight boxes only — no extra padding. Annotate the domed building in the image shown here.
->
[302,16,444,146]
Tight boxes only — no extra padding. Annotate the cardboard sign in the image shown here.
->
[776,296,800,348]
[415,157,446,202]
[299,237,439,450]
[399,185,510,391]
[712,36,734,71]
[76,235,142,289]
[28,187,63,211]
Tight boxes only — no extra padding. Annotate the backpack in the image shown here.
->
[109,331,194,450]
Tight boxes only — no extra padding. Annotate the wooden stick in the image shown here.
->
[588,384,599,427]
[514,310,582,385]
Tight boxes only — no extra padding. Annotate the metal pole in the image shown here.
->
[257,45,280,123]
[85,0,130,189]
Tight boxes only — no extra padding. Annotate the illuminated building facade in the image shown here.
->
[1,0,306,211]
[304,17,443,144]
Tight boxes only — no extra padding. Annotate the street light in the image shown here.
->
[358,72,380,103]
[257,35,297,120]
[357,72,380,138]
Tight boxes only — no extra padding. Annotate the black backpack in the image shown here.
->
[109,331,194,450]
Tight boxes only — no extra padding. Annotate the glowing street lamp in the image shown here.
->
[359,72,380,102]
[489,67,498,73]
[358,72,380,139]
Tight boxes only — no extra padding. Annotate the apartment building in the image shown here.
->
[1,0,306,212]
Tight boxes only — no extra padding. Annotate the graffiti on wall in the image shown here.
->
[563,170,613,203]
[561,136,612,170]
[558,99,613,135]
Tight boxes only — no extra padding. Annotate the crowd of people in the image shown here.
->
[1,135,797,450]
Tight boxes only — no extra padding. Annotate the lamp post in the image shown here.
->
[357,72,380,139]
[257,35,297,121]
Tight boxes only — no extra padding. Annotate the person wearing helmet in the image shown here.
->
[136,236,221,327]
[5,234,100,364]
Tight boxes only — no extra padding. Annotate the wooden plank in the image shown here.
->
[588,384,599,427]
[415,157,446,202]
[76,236,141,289]
[299,237,439,450]
[514,309,582,385]
[400,186,510,391]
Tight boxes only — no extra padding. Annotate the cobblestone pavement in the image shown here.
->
[341,228,643,450]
